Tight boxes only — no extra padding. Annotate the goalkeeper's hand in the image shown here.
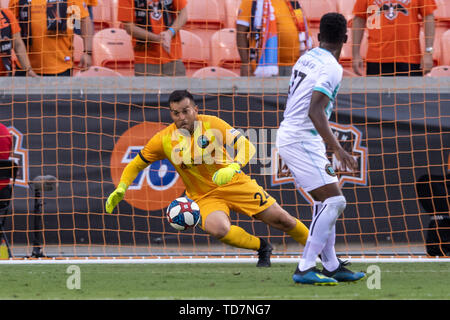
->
[212,163,241,186]
[105,182,128,213]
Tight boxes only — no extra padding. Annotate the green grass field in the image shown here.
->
[0,262,448,300]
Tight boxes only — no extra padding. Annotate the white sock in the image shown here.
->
[298,201,322,271]
[320,225,340,272]
[299,196,346,272]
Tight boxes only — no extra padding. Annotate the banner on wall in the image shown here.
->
[0,92,447,245]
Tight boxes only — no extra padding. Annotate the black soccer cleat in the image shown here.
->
[322,260,365,282]
[256,238,273,267]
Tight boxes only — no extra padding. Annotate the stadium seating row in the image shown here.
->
[1,0,449,77]
[84,0,450,77]
[73,25,450,77]
[84,0,450,31]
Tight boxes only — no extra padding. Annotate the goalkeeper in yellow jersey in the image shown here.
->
[105,90,309,267]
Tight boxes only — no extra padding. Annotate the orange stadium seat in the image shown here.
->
[180,29,209,77]
[210,28,241,74]
[184,0,225,30]
[72,34,84,75]
[336,0,356,25]
[184,0,226,62]
[91,0,117,31]
[426,65,450,77]
[301,0,338,27]
[92,28,135,76]
[224,0,242,28]
[434,0,450,28]
[191,66,239,78]
[74,66,123,77]
[441,29,450,65]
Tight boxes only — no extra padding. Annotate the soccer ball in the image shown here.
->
[166,197,201,231]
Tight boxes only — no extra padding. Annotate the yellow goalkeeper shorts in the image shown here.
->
[195,174,276,229]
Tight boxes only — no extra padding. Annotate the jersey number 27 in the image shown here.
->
[288,70,307,98]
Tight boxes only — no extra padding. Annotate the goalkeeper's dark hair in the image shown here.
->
[319,12,347,44]
[169,90,195,105]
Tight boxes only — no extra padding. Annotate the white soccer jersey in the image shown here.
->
[276,47,343,147]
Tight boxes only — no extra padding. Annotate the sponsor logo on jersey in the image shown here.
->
[149,0,162,20]
[110,122,185,212]
[197,135,210,149]
[378,1,409,21]
[271,122,367,204]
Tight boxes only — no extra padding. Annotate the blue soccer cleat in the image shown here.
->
[293,267,338,286]
[322,260,365,282]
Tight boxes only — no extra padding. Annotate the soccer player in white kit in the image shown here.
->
[276,13,365,285]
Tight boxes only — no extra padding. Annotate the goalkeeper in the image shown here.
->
[105,90,309,267]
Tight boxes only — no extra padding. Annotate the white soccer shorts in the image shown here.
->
[277,139,339,192]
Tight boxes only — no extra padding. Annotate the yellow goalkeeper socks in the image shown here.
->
[286,218,309,246]
[219,225,261,251]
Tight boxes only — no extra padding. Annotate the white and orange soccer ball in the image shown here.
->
[166,196,201,231]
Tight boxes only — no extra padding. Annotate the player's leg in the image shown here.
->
[209,177,289,267]
[200,206,270,267]
[252,201,309,267]
[253,201,309,246]
[203,210,259,250]
[299,182,343,271]
[304,183,365,282]
[277,141,341,284]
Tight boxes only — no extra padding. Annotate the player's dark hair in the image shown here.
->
[319,12,347,44]
[168,90,195,105]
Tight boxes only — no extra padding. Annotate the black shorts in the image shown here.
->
[0,185,11,213]
[426,216,450,257]
[366,62,423,76]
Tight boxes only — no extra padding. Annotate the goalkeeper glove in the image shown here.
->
[105,182,128,213]
[212,163,241,186]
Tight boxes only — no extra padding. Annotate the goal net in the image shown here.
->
[0,75,448,260]
[0,0,448,261]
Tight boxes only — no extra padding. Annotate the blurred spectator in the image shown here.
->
[416,168,450,257]
[236,0,312,77]
[118,0,188,76]
[85,0,97,20]
[0,8,37,77]
[352,0,437,76]
[9,0,93,76]
[0,122,12,217]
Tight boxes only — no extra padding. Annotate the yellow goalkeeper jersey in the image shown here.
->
[125,115,255,201]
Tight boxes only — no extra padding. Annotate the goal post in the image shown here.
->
[0,75,448,260]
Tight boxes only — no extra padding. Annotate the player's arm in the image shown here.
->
[232,133,256,168]
[105,134,163,213]
[308,91,357,172]
[212,119,256,186]
[119,153,150,188]
[105,154,149,214]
